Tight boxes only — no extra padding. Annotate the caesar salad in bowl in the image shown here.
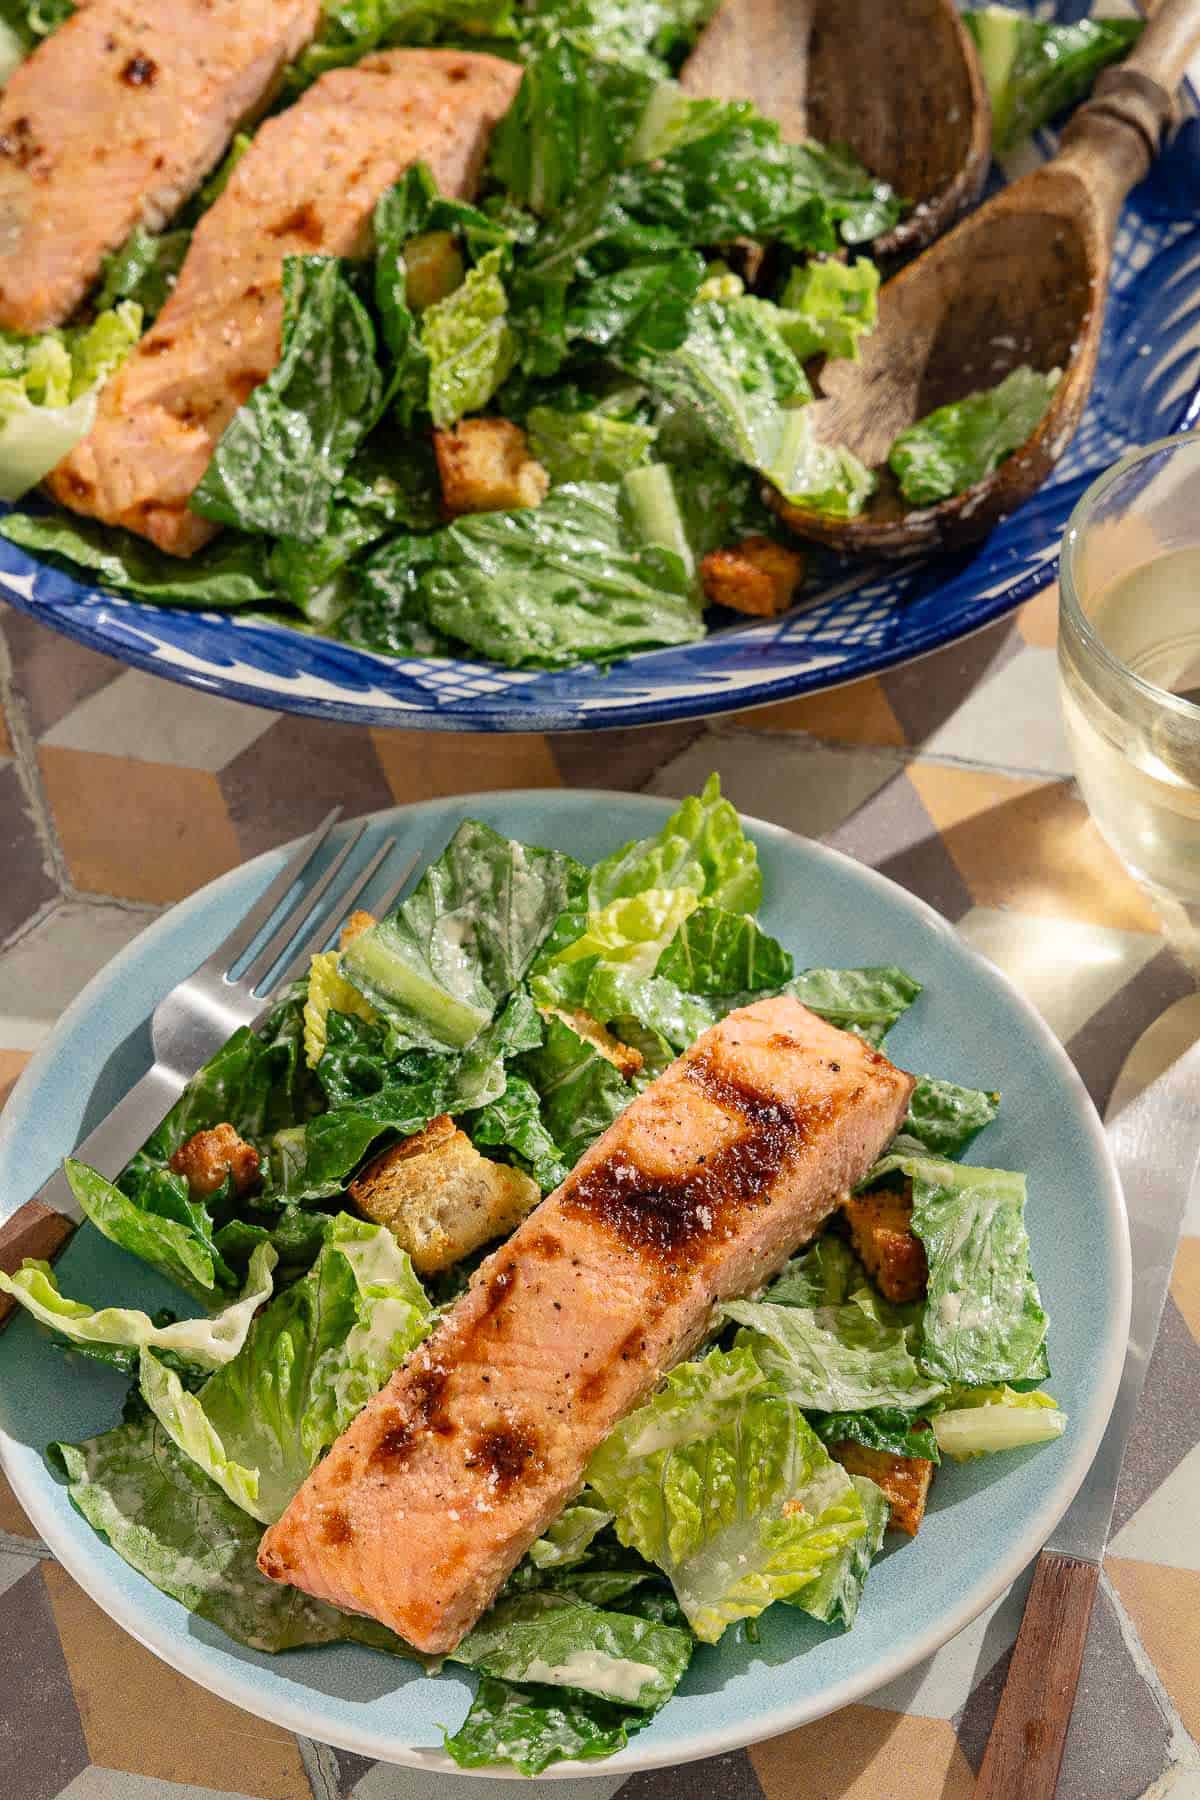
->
[0,782,1129,1774]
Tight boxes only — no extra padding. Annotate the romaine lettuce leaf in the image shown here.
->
[341,819,580,1049]
[359,480,702,669]
[451,1591,692,1709]
[888,366,1060,508]
[65,1159,225,1304]
[192,256,383,541]
[526,404,655,483]
[904,1075,999,1158]
[655,903,792,995]
[303,951,377,1068]
[932,1385,1066,1461]
[95,225,191,321]
[764,1235,859,1307]
[50,1416,416,1657]
[285,0,516,94]
[527,1497,613,1569]
[964,9,1142,154]
[0,511,276,607]
[489,41,654,216]
[0,13,25,75]
[0,301,141,499]
[542,888,701,990]
[727,1265,945,1415]
[421,246,515,428]
[519,1015,631,1168]
[467,1070,570,1192]
[778,256,879,363]
[783,965,921,1045]
[792,1472,888,1629]
[808,1406,940,1465]
[589,773,760,912]
[588,1345,867,1642]
[140,1215,431,1522]
[771,406,876,519]
[0,1242,275,1370]
[444,1674,646,1774]
[871,1147,1049,1387]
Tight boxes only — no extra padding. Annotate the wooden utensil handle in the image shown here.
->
[0,1199,75,1330]
[1061,0,1200,211]
[975,1551,1101,1800]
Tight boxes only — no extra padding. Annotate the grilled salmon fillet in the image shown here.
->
[47,50,522,556]
[0,0,323,334]
[258,996,915,1653]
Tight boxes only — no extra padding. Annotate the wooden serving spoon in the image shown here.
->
[769,0,1200,558]
[680,0,991,257]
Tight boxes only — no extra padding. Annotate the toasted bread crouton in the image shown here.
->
[842,1180,928,1303]
[700,535,806,617]
[338,909,376,950]
[169,1123,261,1200]
[434,418,550,517]
[830,1441,934,1536]
[349,1116,541,1274]
[541,1007,644,1081]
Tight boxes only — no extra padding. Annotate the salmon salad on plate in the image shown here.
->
[0,0,1140,667]
[0,779,1067,1774]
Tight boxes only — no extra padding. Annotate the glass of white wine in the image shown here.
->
[1060,433,1200,962]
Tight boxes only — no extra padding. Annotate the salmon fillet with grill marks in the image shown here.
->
[258,996,915,1653]
[0,0,323,335]
[46,50,522,556]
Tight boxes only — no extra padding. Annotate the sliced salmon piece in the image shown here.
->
[46,49,522,556]
[258,996,915,1653]
[0,0,323,334]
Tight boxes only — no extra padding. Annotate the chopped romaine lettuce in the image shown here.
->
[0,14,25,76]
[451,1591,692,1708]
[0,1242,275,1369]
[488,41,655,215]
[772,406,876,518]
[468,1070,570,1192]
[655,904,793,995]
[528,1497,613,1569]
[303,950,377,1068]
[965,8,1143,154]
[779,256,879,363]
[50,1416,416,1657]
[355,480,702,669]
[904,1074,1000,1158]
[526,404,656,483]
[0,302,141,500]
[0,510,276,606]
[792,1473,889,1629]
[341,819,580,1049]
[888,365,1060,507]
[932,1385,1066,1460]
[588,1345,867,1642]
[589,773,761,912]
[444,1674,647,1774]
[727,1267,946,1415]
[783,964,921,1044]
[64,1159,226,1304]
[765,1235,860,1308]
[96,226,190,321]
[421,246,515,428]
[870,1147,1049,1387]
[545,888,701,984]
[285,0,517,93]
[192,256,383,541]
[808,1407,941,1465]
[139,1215,432,1522]
[518,1014,631,1168]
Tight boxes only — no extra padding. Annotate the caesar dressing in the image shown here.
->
[522,1650,661,1705]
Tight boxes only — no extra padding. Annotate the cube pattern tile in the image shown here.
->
[3,590,1200,1799]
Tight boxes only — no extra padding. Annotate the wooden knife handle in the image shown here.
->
[0,1199,76,1330]
[975,1551,1101,1800]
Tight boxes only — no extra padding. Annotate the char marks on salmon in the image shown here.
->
[257,997,915,1653]
[45,49,522,556]
[0,0,324,334]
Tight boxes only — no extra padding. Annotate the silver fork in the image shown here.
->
[0,810,418,1308]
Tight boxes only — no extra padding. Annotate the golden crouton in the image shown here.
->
[434,419,550,517]
[338,909,375,950]
[842,1181,928,1304]
[349,1115,541,1274]
[830,1440,934,1536]
[169,1123,261,1200]
[404,230,465,312]
[700,535,806,617]
[540,1007,644,1081]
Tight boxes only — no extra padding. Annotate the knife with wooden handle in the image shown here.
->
[976,1015,1200,1798]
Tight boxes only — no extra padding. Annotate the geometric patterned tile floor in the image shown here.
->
[2,592,1199,1798]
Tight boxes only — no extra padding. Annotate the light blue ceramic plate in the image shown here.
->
[0,793,1130,1777]
[2,0,1200,732]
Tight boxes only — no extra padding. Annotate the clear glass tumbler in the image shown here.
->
[1059,433,1200,962]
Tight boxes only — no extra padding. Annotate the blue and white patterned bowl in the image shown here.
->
[3,5,1199,732]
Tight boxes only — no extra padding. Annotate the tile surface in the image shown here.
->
[2,586,1199,1799]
